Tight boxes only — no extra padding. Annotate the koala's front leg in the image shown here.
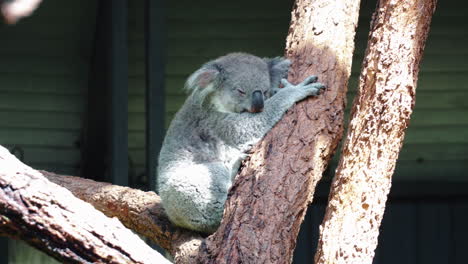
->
[228,75,325,147]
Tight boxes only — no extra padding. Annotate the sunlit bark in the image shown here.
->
[197,0,361,263]
[315,0,437,263]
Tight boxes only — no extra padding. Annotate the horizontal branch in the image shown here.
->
[0,145,170,263]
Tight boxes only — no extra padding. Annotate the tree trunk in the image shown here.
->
[197,0,361,263]
[314,0,437,263]
[0,146,170,264]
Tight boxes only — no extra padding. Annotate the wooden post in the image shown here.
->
[145,0,166,192]
[82,0,128,186]
[108,0,129,186]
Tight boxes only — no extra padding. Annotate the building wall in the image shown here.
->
[0,0,96,176]
[127,0,294,181]
[294,199,468,264]
[0,0,465,186]
[125,0,468,183]
[0,1,96,263]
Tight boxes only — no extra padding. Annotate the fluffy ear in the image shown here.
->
[184,65,221,107]
[184,67,219,92]
[264,57,292,89]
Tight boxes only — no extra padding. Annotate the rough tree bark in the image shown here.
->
[0,144,203,262]
[42,171,203,260]
[197,1,361,263]
[314,0,437,263]
[0,145,170,264]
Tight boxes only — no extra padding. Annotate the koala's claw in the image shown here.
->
[306,83,326,95]
[280,76,325,96]
[314,83,326,91]
[300,75,319,86]
[281,75,320,88]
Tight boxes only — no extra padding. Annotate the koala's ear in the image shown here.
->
[184,67,220,93]
[184,65,221,107]
[264,57,292,88]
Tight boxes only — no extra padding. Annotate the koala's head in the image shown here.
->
[185,52,290,113]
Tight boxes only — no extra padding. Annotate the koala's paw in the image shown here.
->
[281,75,326,97]
[299,75,319,86]
[300,75,326,96]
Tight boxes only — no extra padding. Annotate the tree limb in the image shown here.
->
[41,171,203,258]
[0,145,171,263]
[315,0,437,263]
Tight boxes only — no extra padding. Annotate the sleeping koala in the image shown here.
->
[157,52,324,233]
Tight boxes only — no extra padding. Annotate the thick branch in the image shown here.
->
[0,145,170,264]
[42,171,202,259]
[1,0,43,24]
[315,0,437,263]
[197,0,361,263]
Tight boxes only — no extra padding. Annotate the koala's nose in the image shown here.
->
[250,90,264,113]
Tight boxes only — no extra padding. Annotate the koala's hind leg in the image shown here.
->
[159,162,231,233]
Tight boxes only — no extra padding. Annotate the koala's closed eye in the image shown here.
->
[237,88,246,95]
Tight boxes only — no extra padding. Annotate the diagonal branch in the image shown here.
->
[0,145,170,264]
[41,171,203,261]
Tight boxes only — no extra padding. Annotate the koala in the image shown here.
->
[157,52,325,233]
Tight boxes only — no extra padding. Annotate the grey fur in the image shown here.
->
[157,52,325,233]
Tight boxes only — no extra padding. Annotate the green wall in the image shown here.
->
[127,0,468,182]
[0,0,467,263]
[1,0,464,185]
[0,0,96,177]
[126,0,293,179]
